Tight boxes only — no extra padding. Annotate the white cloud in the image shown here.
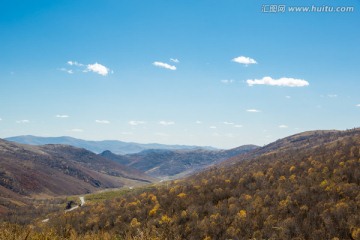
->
[195,120,202,124]
[56,114,69,118]
[210,126,217,129]
[170,58,179,63]
[0,118,2,121]
[327,94,338,98]
[235,125,243,128]
[67,61,83,67]
[16,120,29,124]
[279,125,288,128]
[86,63,110,76]
[223,121,234,125]
[153,61,176,70]
[69,128,83,132]
[159,121,175,126]
[220,79,234,84]
[285,96,291,99]
[232,56,257,65]
[356,104,360,107]
[129,120,146,126]
[95,120,110,124]
[246,109,261,113]
[247,76,309,87]
[64,61,111,76]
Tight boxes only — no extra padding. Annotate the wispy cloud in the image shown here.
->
[69,128,83,132]
[356,104,360,107]
[285,96,291,99]
[56,114,69,118]
[67,61,84,67]
[247,76,309,87]
[16,120,29,124]
[232,56,257,66]
[279,125,288,128]
[170,58,179,63]
[235,125,243,128]
[95,120,110,124]
[223,121,234,125]
[209,126,217,129]
[0,118,2,121]
[195,120,202,124]
[59,68,73,74]
[220,79,234,84]
[129,120,146,126]
[159,121,175,126]
[327,94,338,98]
[153,61,176,70]
[246,109,261,113]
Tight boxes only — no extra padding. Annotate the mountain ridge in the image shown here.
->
[5,135,217,155]
[223,128,356,166]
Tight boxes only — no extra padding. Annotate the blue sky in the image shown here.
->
[0,0,359,148]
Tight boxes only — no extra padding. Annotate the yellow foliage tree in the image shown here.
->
[237,210,247,219]
[177,192,187,198]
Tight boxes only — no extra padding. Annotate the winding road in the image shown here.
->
[79,196,85,206]
[42,196,86,223]
[65,196,85,212]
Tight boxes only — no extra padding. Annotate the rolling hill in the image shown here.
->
[5,135,216,154]
[0,138,155,213]
[222,129,353,166]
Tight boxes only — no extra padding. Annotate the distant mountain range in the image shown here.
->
[0,138,155,212]
[5,135,216,154]
[100,145,259,178]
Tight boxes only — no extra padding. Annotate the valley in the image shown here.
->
[1,128,360,239]
[100,145,258,178]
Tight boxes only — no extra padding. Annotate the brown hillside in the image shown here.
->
[35,128,360,239]
[0,139,155,204]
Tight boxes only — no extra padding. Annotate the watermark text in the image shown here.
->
[261,5,354,13]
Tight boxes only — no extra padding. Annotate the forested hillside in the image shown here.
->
[2,129,360,239]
